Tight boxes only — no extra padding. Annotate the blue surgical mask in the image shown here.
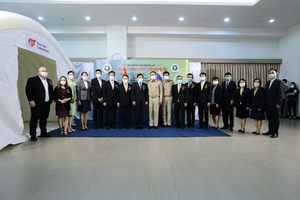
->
[225,77,231,81]
[187,78,192,82]
[177,80,183,84]
[269,74,276,79]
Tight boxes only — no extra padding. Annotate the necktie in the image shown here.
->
[125,84,128,92]
[269,80,273,89]
[188,82,191,87]
[254,89,257,96]
[139,82,142,89]
[226,81,229,89]
[111,81,114,90]
[178,84,181,93]
[99,80,102,88]
[201,82,204,90]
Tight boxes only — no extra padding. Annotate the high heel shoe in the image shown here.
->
[85,126,89,130]
[64,131,68,136]
[60,129,64,135]
[70,128,76,131]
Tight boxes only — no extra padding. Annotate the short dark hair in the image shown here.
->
[137,73,144,78]
[81,72,88,76]
[67,71,74,75]
[163,71,169,76]
[200,72,206,76]
[187,73,193,78]
[108,71,115,75]
[176,75,183,79]
[290,82,297,89]
[253,78,262,85]
[224,72,232,76]
[238,78,247,88]
[212,76,219,81]
[95,69,102,73]
[150,71,157,74]
[282,79,287,82]
[122,75,129,78]
[268,68,277,73]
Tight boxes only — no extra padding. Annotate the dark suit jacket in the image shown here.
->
[265,79,284,106]
[221,81,236,104]
[131,82,149,106]
[25,75,53,105]
[103,80,119,106]
[211,85,222,105]
[250,87,266,109]
[53,87,72,110]
[172,84,188,105]
[197,81,212,104]
[186,81,197,104]
[91,78,105,100]
[117,84,132,106]
[233,88,251,108]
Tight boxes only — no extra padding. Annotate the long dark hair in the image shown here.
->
[57,76,69,88]
[238,78,247,88]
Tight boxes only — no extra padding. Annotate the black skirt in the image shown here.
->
[210,104,221,115]
[250,106,265,120]
[78,100,91,112]
[236,105,249,119]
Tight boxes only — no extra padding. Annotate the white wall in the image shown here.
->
[279,23,300,116]
[54,35,107,58]
[128,36,279,59]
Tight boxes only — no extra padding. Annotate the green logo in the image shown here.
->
[103,64,112,73]
[171,64,179,72]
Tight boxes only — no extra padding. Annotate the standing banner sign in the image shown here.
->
[26,34,51,58]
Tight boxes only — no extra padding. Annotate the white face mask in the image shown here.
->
[123,80,128,84]
[138,78,143,83]
[164,76,169,80]
[254,82,260,88]
[60,80,66,86]
[96,74,102,78]
[200,77,206,81]
[239,83,246,87]
[213,81,219,85]
[82,76,88,81]
[291,85,295,88]
[68,75,74,80]
[109,76,115,81]
[40,71,48,78]
[177,80,183,84]
[150,75,156,80]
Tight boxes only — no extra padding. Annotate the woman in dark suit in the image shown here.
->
[210,77,222,129]
[77,72,92,131]
[233,79,251,133]
[250,78,266,135]
[53,76,72,135]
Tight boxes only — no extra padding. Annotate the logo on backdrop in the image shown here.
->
[103,64,112,73]
[171,64,179,72]
[26,34,51,58]
[28,38,36,47]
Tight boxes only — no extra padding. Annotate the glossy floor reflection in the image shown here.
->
[1,118,300,200]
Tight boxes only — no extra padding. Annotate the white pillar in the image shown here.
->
[107,26,127,60]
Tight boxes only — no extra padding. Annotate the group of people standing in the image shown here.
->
[26,67,298,141]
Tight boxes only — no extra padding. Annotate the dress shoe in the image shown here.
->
[139,126,143,130]
[126,125,130,129]
[40,133,51,137]
[270,134,278,138]
[180,125,184,129]
[154,126,158,129]
[255,132,260,135]
[30,137,37,141]
[214,126,219,129]
[238,129,245,133]
[228,128,233,131]
[187,124,191,128]
[263,132,272,135]
[176,125,180,128]
[252,131,257,134]
[191,124,194,128]
[163,125,167,128]
[99,124,103,129]
[135,125,139,130]
[203,127,208,130]
[111,125,115,129]
[106,126,111,130]
[167,125,172,128]
[220,126,228,130]
[148,126,153,129]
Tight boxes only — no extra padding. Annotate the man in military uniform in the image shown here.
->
[162,71,173,127]
[148,71,163,129]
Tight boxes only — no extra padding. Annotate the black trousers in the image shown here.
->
[174,102,185,126]
[186,103,195,126]
[93,99,104,126]
[198,102,209,128]
[135,104,144,127]
[119,105,131,126]
[266,104,280,135]
[222,102,234,128]
[105,104,117,127]
[29,102,50,137]
[281,99,286,116]
[287,100,297,117]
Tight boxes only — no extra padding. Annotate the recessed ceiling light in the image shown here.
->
[38,17,43,21]
[269,19,275,23]
[224,18,230,22]
[85,16,91,21]
[132,16,137,21]
[179,17,184,21]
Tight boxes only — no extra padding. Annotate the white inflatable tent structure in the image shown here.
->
[0,11,72,150]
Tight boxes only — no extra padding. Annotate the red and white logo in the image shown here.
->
[28,38,36,47]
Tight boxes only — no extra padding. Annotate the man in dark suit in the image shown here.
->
[221,72,236,131]
[91,69,105,129]
[197,72,211,129]
[172,75,188,128]
[131,73,148,129]
[117,75,131,129]
[263,69,284,138]
[185,73,197,128]
[25,66,53,141]
[103,71,119,129]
